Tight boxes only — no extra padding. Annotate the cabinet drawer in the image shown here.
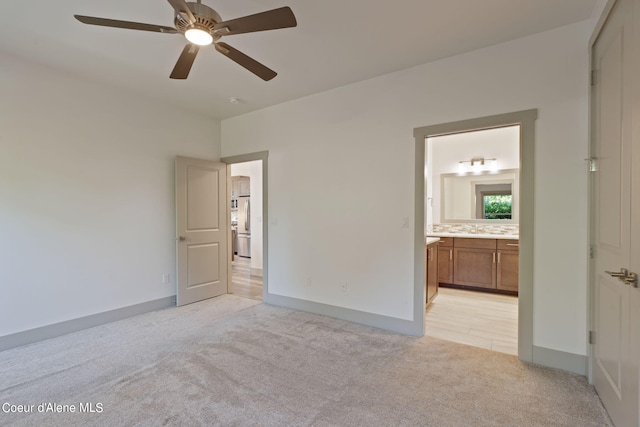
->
[497,239,519,251]
[454,238,496,250]
[437,237,453,247]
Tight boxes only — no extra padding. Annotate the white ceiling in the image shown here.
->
[0,0,597,120]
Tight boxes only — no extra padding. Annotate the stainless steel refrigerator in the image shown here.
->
[237,196,251,258]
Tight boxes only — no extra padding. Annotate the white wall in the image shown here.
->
[0,52,220,337]
[589,0,611,33]
[230,161,263,273]
[222,21,592,356]
[429,126,520,224]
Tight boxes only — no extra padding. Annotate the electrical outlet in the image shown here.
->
[162,274,170,284]
[306,276,312,287]
[340,281,347,293]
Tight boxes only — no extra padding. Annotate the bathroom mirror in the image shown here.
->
[441,169,519,223]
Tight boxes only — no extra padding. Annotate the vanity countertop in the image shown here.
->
[426,233,519,240]
[425,237,441,245]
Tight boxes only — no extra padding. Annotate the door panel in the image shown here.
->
[591,0,638,425]
[426,244,438,303]
[453,248,496,289]
[187,167,220,230]
[187,243,220,287]
[598,28,624,250]
[596,275,625,397]
[497,250,518,292]
[437,247,453,284]
[176,156,228,306]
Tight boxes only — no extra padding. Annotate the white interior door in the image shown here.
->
[175,156,228,306]
[591,0,639,425]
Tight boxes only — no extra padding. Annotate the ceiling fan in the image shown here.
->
[74,0,297,81]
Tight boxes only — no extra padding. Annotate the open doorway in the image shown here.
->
[425,126,519,355]
[229,161,263,301]
[413,109,537,362]
[222,151,269,303]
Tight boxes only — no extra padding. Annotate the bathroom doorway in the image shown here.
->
[413,109,537,362]
[425,125,520,355]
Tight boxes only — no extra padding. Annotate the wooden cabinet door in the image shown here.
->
[426,244,439,303]
[438,246,453,284]
[231,177,239,198]
[453,247,496,289]
[238,178,250,196]
[497,250,518,292]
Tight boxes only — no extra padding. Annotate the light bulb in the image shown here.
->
[185,28,213,46]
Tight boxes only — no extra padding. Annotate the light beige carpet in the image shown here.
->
[0,295,611,426]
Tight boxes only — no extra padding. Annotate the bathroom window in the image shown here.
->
[482,193,512,219]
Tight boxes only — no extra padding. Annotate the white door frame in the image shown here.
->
[221,151,269,301]
[413,109,537,363]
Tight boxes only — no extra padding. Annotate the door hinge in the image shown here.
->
[589,244,595,259]
[591,69,598,86]
[586,157,598,172]
[589,330,595,344]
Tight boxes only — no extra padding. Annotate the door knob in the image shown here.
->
[179,236,186,242]
[606,268,628,278]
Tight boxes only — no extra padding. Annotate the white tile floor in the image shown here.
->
[425,287,518,355]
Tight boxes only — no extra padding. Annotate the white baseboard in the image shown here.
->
[532,345,587,375]
[0,296,175,352]
[264,293,422,336]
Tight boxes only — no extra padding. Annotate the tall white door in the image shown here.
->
[591,0,639,425]
[175,156,228,306]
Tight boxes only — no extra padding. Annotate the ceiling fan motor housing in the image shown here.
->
[174,2,222,40]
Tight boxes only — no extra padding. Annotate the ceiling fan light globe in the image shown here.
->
[185,28,213,46]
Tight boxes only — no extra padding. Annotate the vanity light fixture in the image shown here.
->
[458,157,497,173]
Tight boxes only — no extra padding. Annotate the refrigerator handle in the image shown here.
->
[244,199,250,231]
[247,199,250,231]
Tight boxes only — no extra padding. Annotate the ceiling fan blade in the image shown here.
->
[170,44,200,79]
[213,7,297,36]
[214,42,277,81]
[74,15,178,33]
[167,0,196,24]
